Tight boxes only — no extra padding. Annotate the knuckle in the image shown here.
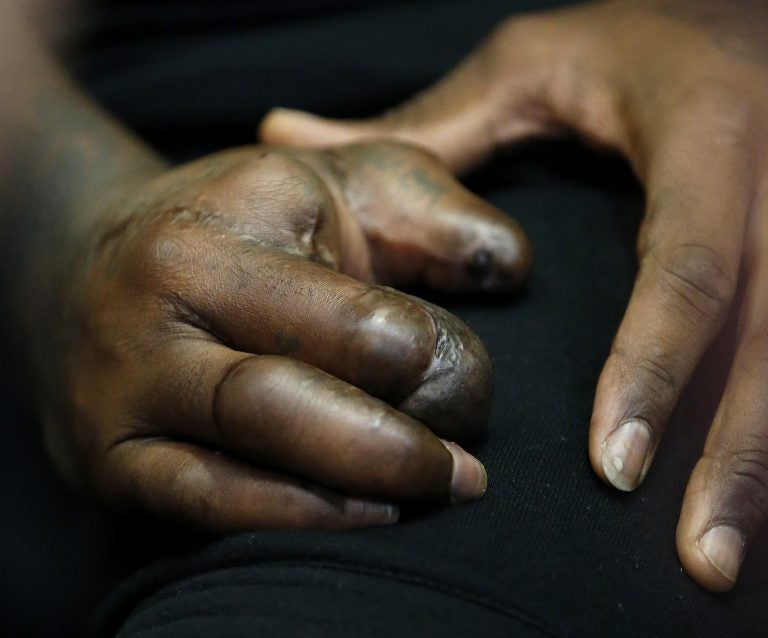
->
[120,214,201,292]
[217,150,333,225]
[288,197,334,265]
[138,227,188,279]
[349,288,436,392]
[248,152,339,263]
[490,14,621,148]
[651,243,735,323]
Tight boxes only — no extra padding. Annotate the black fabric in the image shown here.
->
[73,0,567,164]
[2,0,767,636]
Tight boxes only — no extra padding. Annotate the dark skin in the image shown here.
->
[42,142,531,531]
[261,0,768,591]
[8,0,766,596]
[1,2,528,532]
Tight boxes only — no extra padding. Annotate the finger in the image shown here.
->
[676,219,768,592]
[103,438,401,532]
[589,138,749,492]
[258,18,564,174]
[193,145,531,294]
[139,341,487,505]
[312,143,532,293]
[175,242,492,442]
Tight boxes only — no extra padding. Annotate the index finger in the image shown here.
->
[589,131,748,491]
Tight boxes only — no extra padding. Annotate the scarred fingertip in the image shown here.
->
[440,440,488,504]
[463,216,533,293]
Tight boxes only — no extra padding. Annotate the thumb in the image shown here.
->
[259,18,565,174]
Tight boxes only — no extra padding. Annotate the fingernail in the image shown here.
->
[601,418,652,491]
[441,440,487,504]
[698,525,746,584]
[345,499,400,525]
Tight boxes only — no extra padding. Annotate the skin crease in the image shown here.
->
[79,141,532,509]
[8,0,764,599]
[1,3,528,533]
[38,141,531,532]
[260,0,768,592]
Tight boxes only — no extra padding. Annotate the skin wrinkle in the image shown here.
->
[40,135,504,524]
[164,294,233,348]
[659,275,727,326]
[653,243,735,306]
[275,149,370,278]
[12,0,766,608]
[326,143,530,290]
[0,1,514,545]
[278,153,342,270]
[21,0,768,600]
[633,354,677,401]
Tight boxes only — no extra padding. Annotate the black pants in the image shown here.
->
[2,1,767,636]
